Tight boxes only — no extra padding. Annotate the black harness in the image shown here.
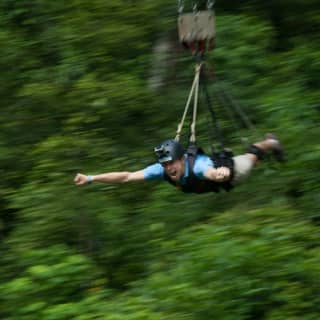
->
[164,144,234,194]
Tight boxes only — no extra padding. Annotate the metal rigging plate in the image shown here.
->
[178,10,215,43]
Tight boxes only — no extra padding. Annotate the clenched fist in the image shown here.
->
[74,173,90,186]
[213,166,231,182]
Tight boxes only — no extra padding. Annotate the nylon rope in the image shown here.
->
[201,64,259,147]
[213,88,251,147]
[201,67,225,150]
[175,63,202,142]
[214,77,257,133]
[190,63,202,143]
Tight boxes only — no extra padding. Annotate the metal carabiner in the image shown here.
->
[207,0,215,9]
[177,0,184,13]
[192,2,198,13]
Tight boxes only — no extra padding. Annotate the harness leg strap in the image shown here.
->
[247,144,265,161]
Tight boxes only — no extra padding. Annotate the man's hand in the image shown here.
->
[204,166,231,182]
[214,166,231,182]
[74,173,90,186]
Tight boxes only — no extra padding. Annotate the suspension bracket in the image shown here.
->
[177,10,215,54]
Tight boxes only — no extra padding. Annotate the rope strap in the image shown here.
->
[175,63,203,143]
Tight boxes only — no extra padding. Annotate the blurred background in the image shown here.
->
[0,0,319,319]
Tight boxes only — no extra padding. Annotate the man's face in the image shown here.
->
[162,158,185,182]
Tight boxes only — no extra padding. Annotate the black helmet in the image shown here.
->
[154,139,185,163]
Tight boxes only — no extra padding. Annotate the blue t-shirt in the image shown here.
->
[143,154,214,184]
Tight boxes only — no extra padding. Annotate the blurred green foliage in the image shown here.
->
[0,0,319,319]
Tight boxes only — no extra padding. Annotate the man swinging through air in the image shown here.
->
[74,134,285,193]
[74,5,287,193]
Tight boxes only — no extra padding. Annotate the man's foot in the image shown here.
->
[265,133,286,162]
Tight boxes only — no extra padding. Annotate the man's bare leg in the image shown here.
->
[232,134,284,183]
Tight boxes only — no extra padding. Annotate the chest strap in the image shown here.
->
[164,145,234,194]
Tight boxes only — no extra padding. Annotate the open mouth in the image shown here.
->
[168,170,177,178]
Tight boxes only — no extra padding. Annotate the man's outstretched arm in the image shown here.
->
[74,170,145,186]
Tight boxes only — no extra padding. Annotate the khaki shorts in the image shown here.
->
[232,155,255,184]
